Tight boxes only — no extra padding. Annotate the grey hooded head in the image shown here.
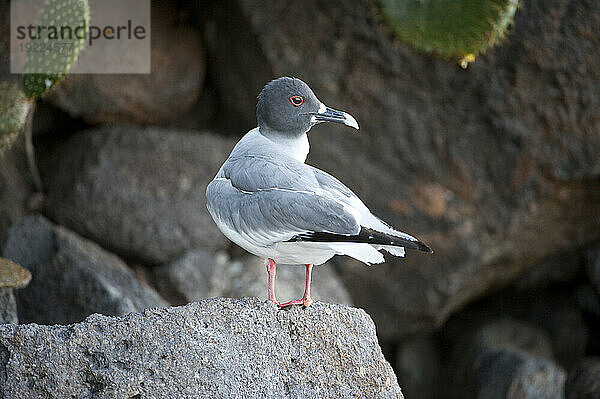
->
[256,77,359,138]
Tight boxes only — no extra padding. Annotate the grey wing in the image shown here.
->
[221,154,317,192]
[206,156,360,247]
[306,165,432,252]
[309,165,361,202]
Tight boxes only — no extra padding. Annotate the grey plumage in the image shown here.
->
[206,77,431,269]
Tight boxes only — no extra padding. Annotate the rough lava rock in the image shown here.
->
[1,215,167,325]
[0,297,403,399]
[39,125,235,265]
[204,0,600,339]
[151,249,353,306]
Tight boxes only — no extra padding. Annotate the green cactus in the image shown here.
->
[23,0,90,98]
[0,82,32,153]
[379,0,519,67]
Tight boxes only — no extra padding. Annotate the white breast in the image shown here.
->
[259,128,310,163]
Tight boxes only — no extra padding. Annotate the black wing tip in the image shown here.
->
[289,228,434,253]
[415,241,433,253]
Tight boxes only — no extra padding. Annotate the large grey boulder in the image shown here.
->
[204,0,600,339]
[45,2,205,125]
[474,350,566,399]
[454,318,566,398]
[0,139,34,244]
[151,249,353,306]
[39,125,236,265]
[1,215,167,325]
[0,297,403,398]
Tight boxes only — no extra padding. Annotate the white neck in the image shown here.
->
[259,128,310,163]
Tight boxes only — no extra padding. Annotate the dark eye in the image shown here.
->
[289,96,304,106]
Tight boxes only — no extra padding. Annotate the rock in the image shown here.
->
[0,289,16,324]
[472,319,555,362]
[575,285,600,320]
[39,125,235,265]
[566,358,600,399]
[514,250,583,291]
[0,139,34,244]
[0,258,31,289]
[444,283,589,373]
[45,2,205,125]
[475,350,566,399]
[0,297,403,398]
[202,2,273,133]
[0,257,32,324]
[455,319,565,398]
[516,293,589,371]
[586,247,600,296]
[204,0,600,339]
[395,334,441,399]
[151,250,353,306]
[1,215,167,325]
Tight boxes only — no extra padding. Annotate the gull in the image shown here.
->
[206,77,432,307]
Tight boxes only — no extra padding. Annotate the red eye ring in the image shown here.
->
[289,96,304,106]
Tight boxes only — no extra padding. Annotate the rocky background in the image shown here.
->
[1,0,600,397]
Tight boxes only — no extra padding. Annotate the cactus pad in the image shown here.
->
[379,0,519,66]
[23,0,90,98]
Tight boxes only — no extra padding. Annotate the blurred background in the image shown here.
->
[1,0,599,397]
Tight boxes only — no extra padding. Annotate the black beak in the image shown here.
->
[308,105,359,130]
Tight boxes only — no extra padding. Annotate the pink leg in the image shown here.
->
[266,258,278,305]
[278,264,313,308]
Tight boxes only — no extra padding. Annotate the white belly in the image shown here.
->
[218,221,336,265]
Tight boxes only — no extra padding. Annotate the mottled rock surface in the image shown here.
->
[205,0,600,339]
[151,250,353,306]
[1,215,167,325]
[40,125,235,265]
[0,297,403,399]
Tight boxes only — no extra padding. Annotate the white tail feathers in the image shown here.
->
[377,245,405,257]
[327,243,385,265]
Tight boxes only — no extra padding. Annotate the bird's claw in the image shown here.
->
[277,297,312,308]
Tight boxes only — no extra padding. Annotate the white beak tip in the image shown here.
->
[343,112,360,130]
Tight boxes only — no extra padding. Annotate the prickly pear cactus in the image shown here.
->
[379,0,519,67]
[23,0,90,98]
[0,82,32,153]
